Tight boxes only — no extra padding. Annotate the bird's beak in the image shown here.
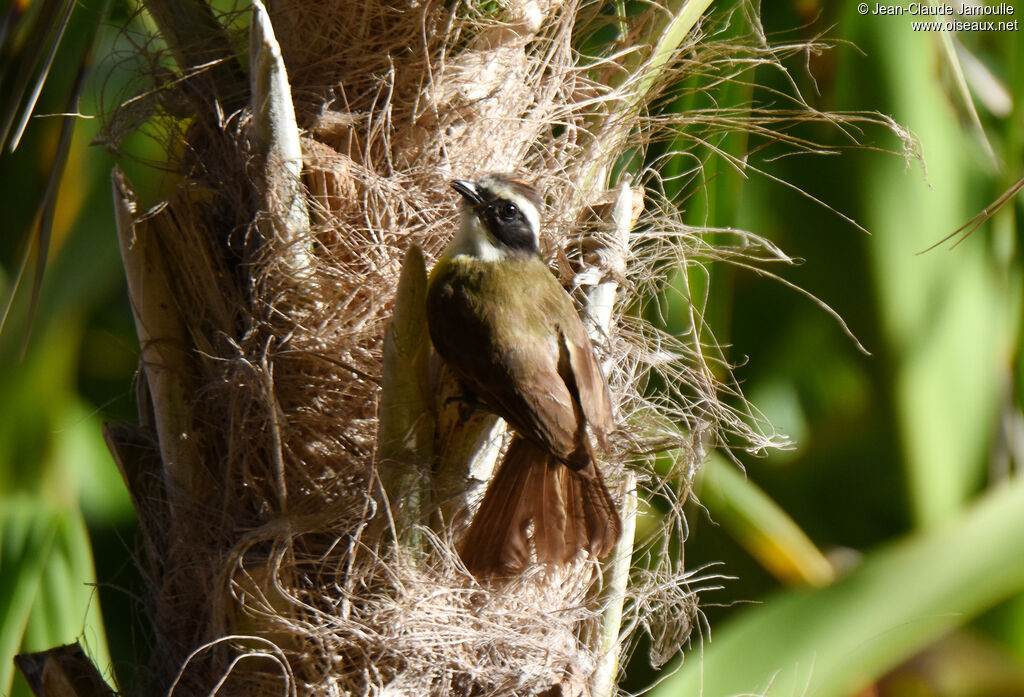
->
[451,179,483,204]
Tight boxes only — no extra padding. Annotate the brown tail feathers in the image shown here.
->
[459,437,621,577]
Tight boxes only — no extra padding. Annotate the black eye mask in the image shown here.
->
[481,198,536,253]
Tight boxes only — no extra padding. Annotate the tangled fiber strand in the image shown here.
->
[103,1,916,696]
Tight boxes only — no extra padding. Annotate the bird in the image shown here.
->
[426,173,621,577]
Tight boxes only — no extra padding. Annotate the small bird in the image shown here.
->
[426,173,621,576]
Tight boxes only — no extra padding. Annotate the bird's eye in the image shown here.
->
[498,202,519,220]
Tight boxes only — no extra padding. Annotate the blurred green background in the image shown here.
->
[1,1,1023,696]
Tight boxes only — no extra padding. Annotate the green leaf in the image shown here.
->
[698,455,834,588]
[654,478,1024,697]
[0,500,113,697]
[0,500,59,695]
[859,10,1009,527]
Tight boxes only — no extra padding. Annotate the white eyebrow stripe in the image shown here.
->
[517,196,540,242]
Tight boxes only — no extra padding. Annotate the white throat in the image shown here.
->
[446,211,505,262]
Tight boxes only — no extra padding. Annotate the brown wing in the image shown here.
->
[488,335,579,460]
[557,314,614,448]
[428,256,611,463]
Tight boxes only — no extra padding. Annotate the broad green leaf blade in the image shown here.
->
[0,500,59,696]
[862,11,1007,527]
[2,505,114,697]
[654,477,1024,697]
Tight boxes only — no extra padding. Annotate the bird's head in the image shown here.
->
[449,174,543,260]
